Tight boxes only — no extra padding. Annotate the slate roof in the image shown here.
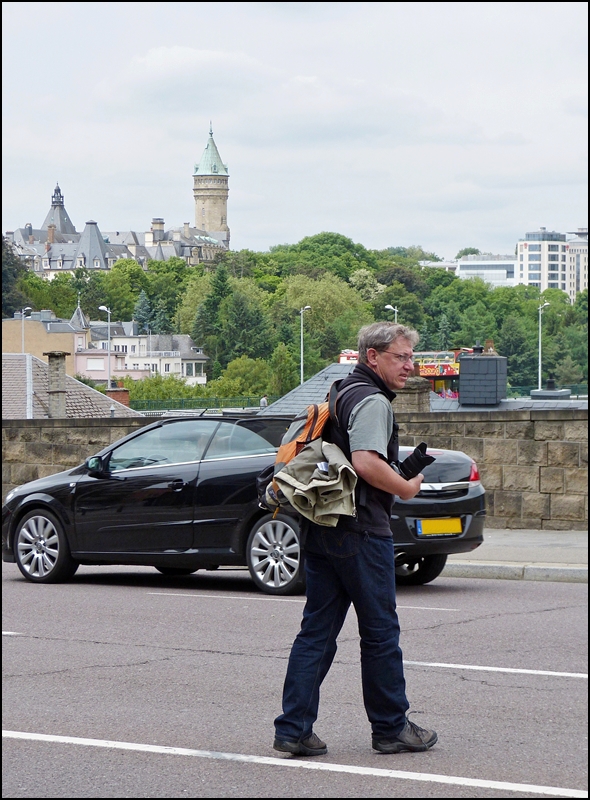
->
[40,184,77,235]
[258,363,356,417]
[2,354,144,419]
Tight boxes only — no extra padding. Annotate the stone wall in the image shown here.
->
[2,409,588,530]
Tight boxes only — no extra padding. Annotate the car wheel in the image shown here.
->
[395,553,448,585]
[14,509,79,583]
[155,567,199,576]
[246,513,305,595]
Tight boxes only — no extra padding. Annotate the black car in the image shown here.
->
[2,414,485,594]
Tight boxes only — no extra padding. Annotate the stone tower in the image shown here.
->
[193,126,230,246]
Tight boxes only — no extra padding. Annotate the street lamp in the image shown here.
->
[21,306,32,353]
[300,305,311,385]
[537,301,550,390]
[384,304,399,323]
[98,305,112,388]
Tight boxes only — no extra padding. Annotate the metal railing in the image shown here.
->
[130,396,279,411]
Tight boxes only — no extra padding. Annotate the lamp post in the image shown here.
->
[300,305,311,385]
[21,306,32,353]
[384,304,398,323]
[99,305,112,388]
[537,301,550,390]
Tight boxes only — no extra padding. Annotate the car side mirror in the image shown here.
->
[85,455,107,476]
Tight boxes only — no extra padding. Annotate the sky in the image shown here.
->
[2,1,588,261]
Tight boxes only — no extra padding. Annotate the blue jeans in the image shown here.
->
[274,524,409,741]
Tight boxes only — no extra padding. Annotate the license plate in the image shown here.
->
[416,518,462,536]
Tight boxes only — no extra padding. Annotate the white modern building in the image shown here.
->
[455,254,516,286]
[516,227,569,295]
[566,227,588,302]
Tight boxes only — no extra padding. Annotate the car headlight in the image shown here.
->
[4,489,18,504]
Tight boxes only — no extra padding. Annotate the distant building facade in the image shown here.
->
[5,129,230,279]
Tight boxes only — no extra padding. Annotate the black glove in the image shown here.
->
[398,442,436,479]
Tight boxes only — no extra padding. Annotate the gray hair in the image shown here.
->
[357,322,419,364]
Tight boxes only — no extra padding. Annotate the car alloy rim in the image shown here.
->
[17,515,60,578]
[250,519,300,588]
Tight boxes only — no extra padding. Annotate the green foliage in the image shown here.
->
[74,373,105,392]
[496,315,537,386]
[269,342,299,395]
[205,356,271,396]
[455,247,481,259]
[2,237,28,316]
[6,228,588,397]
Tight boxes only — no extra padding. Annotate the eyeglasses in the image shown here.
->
[379,349,414,364]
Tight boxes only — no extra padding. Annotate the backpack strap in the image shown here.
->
[328,380,379,428]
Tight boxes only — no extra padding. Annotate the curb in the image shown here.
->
[443,561,588,583]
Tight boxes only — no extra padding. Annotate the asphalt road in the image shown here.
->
[2,563,588,799]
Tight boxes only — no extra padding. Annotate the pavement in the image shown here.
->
[444,528,588,583]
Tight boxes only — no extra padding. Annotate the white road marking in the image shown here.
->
[2,730,586,798]
[4,628,585,679]
[147,592,459,610]
[406,661,588,679]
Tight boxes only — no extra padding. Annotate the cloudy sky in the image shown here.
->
[2,2,587,260]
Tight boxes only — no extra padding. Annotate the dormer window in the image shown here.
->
[94,260,100,268]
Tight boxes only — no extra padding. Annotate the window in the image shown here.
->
[101,342,108,350]
[528,254,541,261]
[186,363,194,377]
[528,244,541,252]
[132,363,139,370]
[151,363,158,373]
[107,420,221,471]
[548,245,560,252]
[87,358,105,371]
[131,345,136,353]
[204,422,276,460]
[548,254,559,262]
[164,363,170,373]
[121,345,127,353]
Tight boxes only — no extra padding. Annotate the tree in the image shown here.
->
[269,342,299,396]
[455,247,481,259]
[220,290,272,363]
[555,355,584,386]
[349,268,385,301]
[134,290,152,333]
[2,237,27,316]
[496,315,537,387]
[436,313,452,350]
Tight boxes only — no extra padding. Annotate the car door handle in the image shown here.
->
[168,479,186,491]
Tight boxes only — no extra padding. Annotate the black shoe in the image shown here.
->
[273,732,327,756]
[372,718,438,753]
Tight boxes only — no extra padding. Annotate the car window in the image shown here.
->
[108,421,217,471]
[204,421,277,459]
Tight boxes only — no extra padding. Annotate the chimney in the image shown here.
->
[184,222,191,238]
[151,217,165,242]
[43,351,70,418]
[47,224,56,244]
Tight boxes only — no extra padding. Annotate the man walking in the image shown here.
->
[273,322,437,756]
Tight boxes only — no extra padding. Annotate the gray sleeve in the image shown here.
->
[347,394,393,459]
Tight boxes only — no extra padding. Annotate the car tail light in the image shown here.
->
[469,460,480,482]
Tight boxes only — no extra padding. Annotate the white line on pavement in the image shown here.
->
[2,730,586,798]
[406,661,588,679]
[147,592,459,611]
